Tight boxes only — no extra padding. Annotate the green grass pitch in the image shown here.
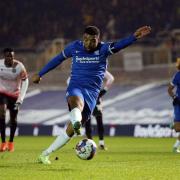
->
[0,137,180,180]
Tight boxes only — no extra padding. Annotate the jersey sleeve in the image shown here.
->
[62,41,74,58]
[104,35,137,56]
[104,71,114,90]
[19,63,28,80]
[171,72,179,86]
[38,42,74,77]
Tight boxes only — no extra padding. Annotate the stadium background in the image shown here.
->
[1,0,180,137]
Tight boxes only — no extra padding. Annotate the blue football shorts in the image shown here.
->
[174,105,180,122]
[66,84,99,122]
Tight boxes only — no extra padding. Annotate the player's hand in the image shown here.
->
[32,73,41,84]
[99,89,107,98]
[173,96,180,106]
[96,97,102,105]
[134,26,151,39]
[14,102,21,110]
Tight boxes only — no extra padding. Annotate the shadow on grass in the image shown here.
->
[39,168,76,172]
[0,162,77,173]
[0,162,41,169]
[0,165,14,168]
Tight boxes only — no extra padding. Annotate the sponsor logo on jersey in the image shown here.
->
[12,68,16,73]
[75,56,100,63]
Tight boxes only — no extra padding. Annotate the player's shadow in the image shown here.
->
[0,165,13,168]
[39,168,76,172]
[0,163,76,173]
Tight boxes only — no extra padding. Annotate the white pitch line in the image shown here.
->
[103,82,165,107]
[23,82,166,125]
[25,89,41,99]
[43,83,161,125]
[43,113,70,125]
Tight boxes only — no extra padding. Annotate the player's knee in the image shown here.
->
[174,127,180,132]
[68,96,84,111]
[174,124,180,132]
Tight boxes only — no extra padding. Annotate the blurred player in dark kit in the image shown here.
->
[85,70,114,150]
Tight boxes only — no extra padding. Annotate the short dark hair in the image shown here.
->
[84,26,100,36]
[3,48,14,54]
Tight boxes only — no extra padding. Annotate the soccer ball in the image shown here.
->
[75,138,97,160]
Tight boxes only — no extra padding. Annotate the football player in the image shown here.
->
[33,25,151,164]
[0,48,28,152]
[168,57,180,152]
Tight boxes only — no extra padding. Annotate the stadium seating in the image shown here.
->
[0,0,179,47]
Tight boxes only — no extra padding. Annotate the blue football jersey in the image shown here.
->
[172,71,180,98]
[39,35,136,93]
[62,40,111,92]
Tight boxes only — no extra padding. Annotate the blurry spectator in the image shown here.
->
[106,15,116,40]
[0,0,179,47]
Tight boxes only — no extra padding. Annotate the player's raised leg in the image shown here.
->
[67,96,84,134]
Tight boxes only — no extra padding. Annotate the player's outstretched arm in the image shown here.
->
[32,42,74,83]
[134,26,151,39]
[107,26,151,55]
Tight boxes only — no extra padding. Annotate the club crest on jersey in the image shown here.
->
[12,68,16,73]
[94,50,99,55]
